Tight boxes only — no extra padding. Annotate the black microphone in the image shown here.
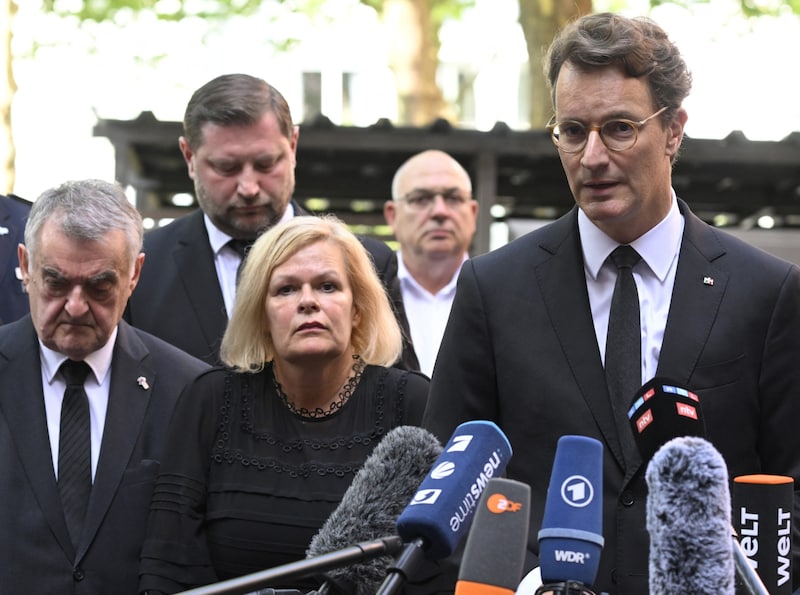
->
[628,378,769,595]
[376,420,514,595]
[536,435,604,595]
[175,426,442,595]
[645,435,735,593]
[306,425,443,595]
[454,477,531,595]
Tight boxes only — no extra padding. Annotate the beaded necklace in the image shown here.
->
[273,354,365,419]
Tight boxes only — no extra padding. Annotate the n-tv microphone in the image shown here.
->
[646,436,735,594]
[627,376,705,463]
[177,426,442,595]
[454,477,531,595]
[536,435,604,595]
[306,425,443,595]
[628,378,769,595]
[376,420,513,595]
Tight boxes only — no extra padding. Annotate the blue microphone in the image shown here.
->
[377,420,513,595]
[537,435,604,593]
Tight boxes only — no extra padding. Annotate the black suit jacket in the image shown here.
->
[0,318,209,595]
[423,200,800,594]
[126,205,418,368]
[0,194,32,325]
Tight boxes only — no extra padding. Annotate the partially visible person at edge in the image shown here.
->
[124,73,418,370]
[0,193,33,325]
[138,215,445,594]
[0,179,208,594]
[383,150,478,378]
[421,12,800,594]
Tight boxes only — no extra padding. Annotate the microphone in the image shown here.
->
[176,426,442,595]
[377,420,513,595]
[645,435,735,594]
[627,378,770,595]
[536,435,604,595]
[305,425,443,595]
[627,376,705,464]
[454,477,531,595]
[732,474,794,595]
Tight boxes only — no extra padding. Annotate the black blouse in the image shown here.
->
[139,363,429,594]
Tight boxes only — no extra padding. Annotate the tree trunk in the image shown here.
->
[382,0,452,126]
[519,0,592,128]
[1,0,17,193]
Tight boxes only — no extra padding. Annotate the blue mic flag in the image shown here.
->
[538,435,604,587]
[396,420,513,561]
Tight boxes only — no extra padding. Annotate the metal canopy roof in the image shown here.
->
[94,111,800,254]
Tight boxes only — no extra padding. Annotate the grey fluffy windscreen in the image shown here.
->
[645,436,735,594]
[306,425,443,595]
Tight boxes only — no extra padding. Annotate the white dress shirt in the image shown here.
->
[579,193,684,385]
[397,253,467,378]
[41,327,117,482]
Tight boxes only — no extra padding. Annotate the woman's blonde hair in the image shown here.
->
[221,215,403,370]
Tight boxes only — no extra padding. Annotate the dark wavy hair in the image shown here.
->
[545,13,692,121]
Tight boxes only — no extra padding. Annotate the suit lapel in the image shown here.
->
[174,211,227,352]
[657,202,728,384]
[0,319,76,558]
[78,322,153,559]
[534,210,627,471]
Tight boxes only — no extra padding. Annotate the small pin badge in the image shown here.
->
[703,276,714,286]
[0,226,8,236]
[137,376,150,390]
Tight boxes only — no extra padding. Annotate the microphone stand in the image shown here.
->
[175,536,402,595]
[731,528,770,595]
[375,537,426,595]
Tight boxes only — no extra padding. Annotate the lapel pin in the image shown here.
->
[0,226,8,236]
[703,276,714,286]
[137,376,150,390]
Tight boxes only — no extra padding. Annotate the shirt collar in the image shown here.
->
[204,203,296,256]
[397,251,467,296]
[41,326,118,385]
[579,190,684,282]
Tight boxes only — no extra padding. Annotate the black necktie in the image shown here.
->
[605,246,642,465]
[58,359,92,547]
[228,239,254,285]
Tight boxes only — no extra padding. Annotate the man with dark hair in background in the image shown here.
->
[126,74,416,369]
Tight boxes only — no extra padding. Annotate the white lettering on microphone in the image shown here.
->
[777,507,791,587]
[554,550,587,564]
[739,508,759,567]
[449,450,502,533]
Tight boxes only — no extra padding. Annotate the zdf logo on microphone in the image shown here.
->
[560,475,594,508]
[486,492,524,514]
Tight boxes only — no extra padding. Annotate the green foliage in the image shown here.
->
[650,0,800,17]
[41,0,263,22]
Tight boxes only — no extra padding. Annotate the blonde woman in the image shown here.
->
[139,216,429,594]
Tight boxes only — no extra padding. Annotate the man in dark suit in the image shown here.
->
[0,179,208,594]
[126,73,417,369]
[422,13,800,594]
[0,193,32,325]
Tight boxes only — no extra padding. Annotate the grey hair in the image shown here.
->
[25,179,143,264]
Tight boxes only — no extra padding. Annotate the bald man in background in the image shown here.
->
[384,150,478,377]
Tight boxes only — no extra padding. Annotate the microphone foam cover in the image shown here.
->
[628,377,706,464]
[306,425,443,595]
[397,420,513,560]
[538,435,604,586]
[455,477,531,595]
[645,436,734,595]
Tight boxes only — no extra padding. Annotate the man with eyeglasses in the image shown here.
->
[383,150,478,377]
[422,12,800,594]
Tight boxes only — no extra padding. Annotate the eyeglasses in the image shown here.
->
[547,106,668,153]
[398,188,470,210]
